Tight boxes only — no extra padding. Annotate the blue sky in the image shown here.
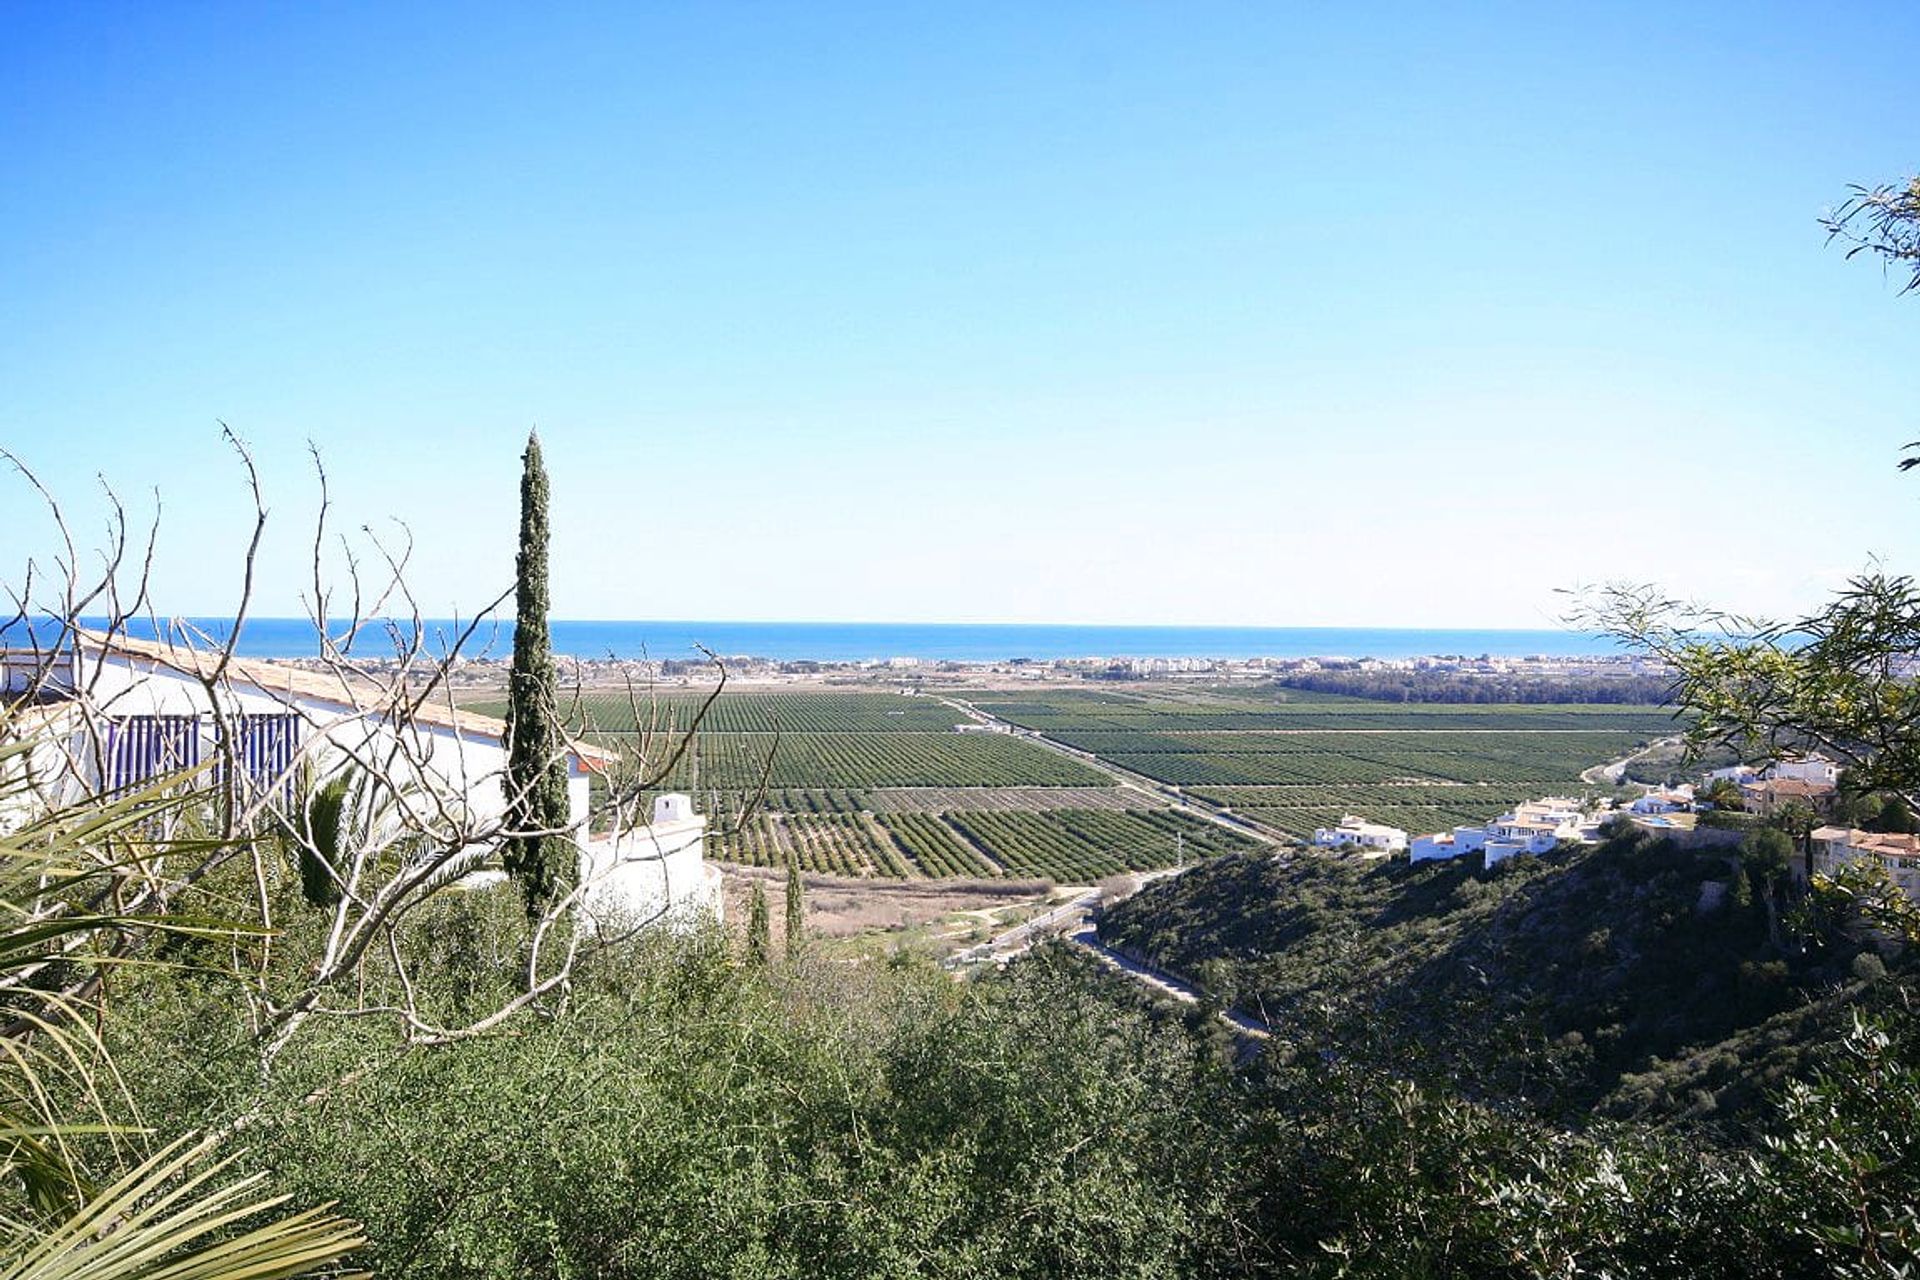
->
[2,3,1916,628]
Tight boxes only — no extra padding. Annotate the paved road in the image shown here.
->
[1581,734,1683,785]
[934,696,1285,846]
[1066,926,1271,1040]
[943,887,1101,969]
[942,864,1272,1042]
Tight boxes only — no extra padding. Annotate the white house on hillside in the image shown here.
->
[1411,797,1604,871]
[0,630,720,925]
[1629,785,1695,815]
[1312,815,1408,853]
[1809,826,1920,902]
[1409,824,1490,863]
[1768,755,1841,786]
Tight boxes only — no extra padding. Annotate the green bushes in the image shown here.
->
[108,938,1239,1280]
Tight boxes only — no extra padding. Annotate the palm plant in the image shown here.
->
[0,733,364,1277]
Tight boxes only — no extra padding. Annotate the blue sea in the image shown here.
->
[40,618,1626,663]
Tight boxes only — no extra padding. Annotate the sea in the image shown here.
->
[36,618,1626,664]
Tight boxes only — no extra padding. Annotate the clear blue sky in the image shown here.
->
[3,2,1916,628]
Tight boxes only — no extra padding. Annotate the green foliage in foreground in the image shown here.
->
[103,926,1239,1280]
[0,745,364,1278]
[90,901,1920,1280]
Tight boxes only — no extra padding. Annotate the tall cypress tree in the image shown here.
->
[746,880,771,966]
[503,431,575,917]
[783,850,806,962]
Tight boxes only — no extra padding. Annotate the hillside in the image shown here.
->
[1100,830,1903,1126]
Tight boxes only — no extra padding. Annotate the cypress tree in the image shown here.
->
[784,851,806,962]
[746,880,771,965]
[503,431,576,917]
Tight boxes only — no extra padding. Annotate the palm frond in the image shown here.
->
[0,1134,364,1280]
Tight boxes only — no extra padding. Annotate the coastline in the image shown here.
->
[54,617,1626,665]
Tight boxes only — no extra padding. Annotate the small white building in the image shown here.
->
[1704,764,1760,787]
[1630,785,1695,815]
[1313,815,1408,853]
[1409,824,1490,863]
[1768,755,1840,786]
[580,793,724,930]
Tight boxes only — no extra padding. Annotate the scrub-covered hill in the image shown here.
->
[1100,828,1902,1125]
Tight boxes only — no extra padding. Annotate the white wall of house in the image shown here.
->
[1770,757,1839,786]
[71,650,593,834]
[579,793,723,929]
[1410,824,1494,863]
[1312,817,1408,852]
[10,638,726,930]
[1630,789,1693,815]
[1811,826,1920,901]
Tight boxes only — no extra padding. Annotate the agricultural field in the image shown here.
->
[704,800,1249,883]
[865,786,1159,813]
[964,688,1667,840]
[938,809,1258,883]
[561,690,968,735]
[472,683,1666,878]
[630,731,1109,790]
[969,692,1678,736]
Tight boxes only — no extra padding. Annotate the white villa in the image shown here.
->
[0,629,721,926]
[1411,796,1606,870]
[1809,826,1920,902]
[1629,785,1695,815]
[1312,815,1408,853]
[1769,755,1841,786]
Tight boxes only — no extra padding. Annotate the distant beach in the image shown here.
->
[57,618,1624,664]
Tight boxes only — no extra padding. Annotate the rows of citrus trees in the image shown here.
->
[970,692,1678,734]
[571,690,965,734]
[945,809,1258,882]
[705,800,1257,882]
[628,731,1110,790]
[874,812,999,877]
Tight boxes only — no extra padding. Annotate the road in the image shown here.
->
[1066,926,1270,1039]
[934,695,1285,846]
[943,866,1271,1041]
[1581,734,1683,785]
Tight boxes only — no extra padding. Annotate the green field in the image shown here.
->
[966,688,1668,839]
[470,684,1668,875]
